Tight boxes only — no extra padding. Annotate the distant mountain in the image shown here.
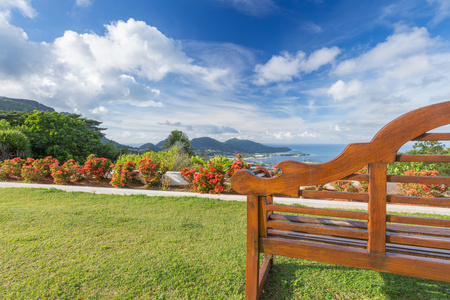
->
[101,136,132,149]
[224,138,291,154]
[0,96,54,112]
[191,137,235,153]
[189,137,291,155]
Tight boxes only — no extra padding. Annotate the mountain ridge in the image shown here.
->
[0,96,55,112]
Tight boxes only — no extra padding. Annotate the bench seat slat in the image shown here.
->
[268,230,450,260]
[387,232,450,250]
[267,220,368,240]
[270,213,450,237]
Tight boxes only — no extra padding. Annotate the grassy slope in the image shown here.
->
[0,188,449,299]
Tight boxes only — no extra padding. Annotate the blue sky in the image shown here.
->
[1,0,450,146]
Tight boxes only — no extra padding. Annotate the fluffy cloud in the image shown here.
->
[254,47,340,85]
[334,26,436,76]
[0,18,231,114]
[0,0,36,18]
[327,80,363,102]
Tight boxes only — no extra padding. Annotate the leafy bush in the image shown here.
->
[115,147,191,172]
[137,156,168,186]
[0,157,24,179]
[0,129,31,160]
[110,161,137,188]
[332,166,368,193]
[397,169,448,197]
[81,154,111,180]
[181,157,227,194]
[50,159,82,185]
[21,156,58,182]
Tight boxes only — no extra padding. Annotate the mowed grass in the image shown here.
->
[0,188,449,299]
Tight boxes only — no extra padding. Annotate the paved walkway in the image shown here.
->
[1,182,449,215]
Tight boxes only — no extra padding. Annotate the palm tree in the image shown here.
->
[162,130,194,156]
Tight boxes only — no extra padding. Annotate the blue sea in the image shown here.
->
[257,142,417,165]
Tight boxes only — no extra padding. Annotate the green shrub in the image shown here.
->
[0,129,31,160]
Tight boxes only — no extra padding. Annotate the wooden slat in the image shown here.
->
[387,175,450,184]
[301,190,369,202]
[267,229,367,249]
[396,154,450,162]
[270,214,450,237]
[267,220,368,240]
[245,195,260,300]
[387,223,450,237]
[259,196,268,238]
[413,133,450,141]
[267,230,450,259]
[269,214,368,229]
[368,163,387,255]
[387,214,450,227]
[387,195,450,208]
[260,237,450,282]
[387,232,450,250]
[386,243,450,259]
[267,204,369,220]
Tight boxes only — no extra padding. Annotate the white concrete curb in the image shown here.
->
[1,182,449,215]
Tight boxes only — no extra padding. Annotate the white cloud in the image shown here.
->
[76,0,93,8]
[90,106,109,115]
[334,26,436,76]
[254,47,340,85]
[327,80,363,102]
[428,0,450,24]
[0,0,36,19]
[0,18,232,114]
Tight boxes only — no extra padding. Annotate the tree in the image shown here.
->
[22,111,104,163]
[162,130,194,156]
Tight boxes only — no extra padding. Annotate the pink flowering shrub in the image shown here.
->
[21,156,58,182]
[81,154,111,180]
[181,159,226,194]
[50,159,82,185]
[110,161,136,188]
[397,169,448,197]
[0,157,24,180]
[226,153,250,177]
[137,155,168,186]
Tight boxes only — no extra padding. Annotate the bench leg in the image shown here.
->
[257,254,273,298]
[245,195,260,300]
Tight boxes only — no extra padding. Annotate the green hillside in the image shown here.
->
[0,96,55,112]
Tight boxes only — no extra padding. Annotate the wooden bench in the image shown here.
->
[231,101,450,299]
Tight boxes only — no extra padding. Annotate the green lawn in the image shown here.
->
[1,188,449,299]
